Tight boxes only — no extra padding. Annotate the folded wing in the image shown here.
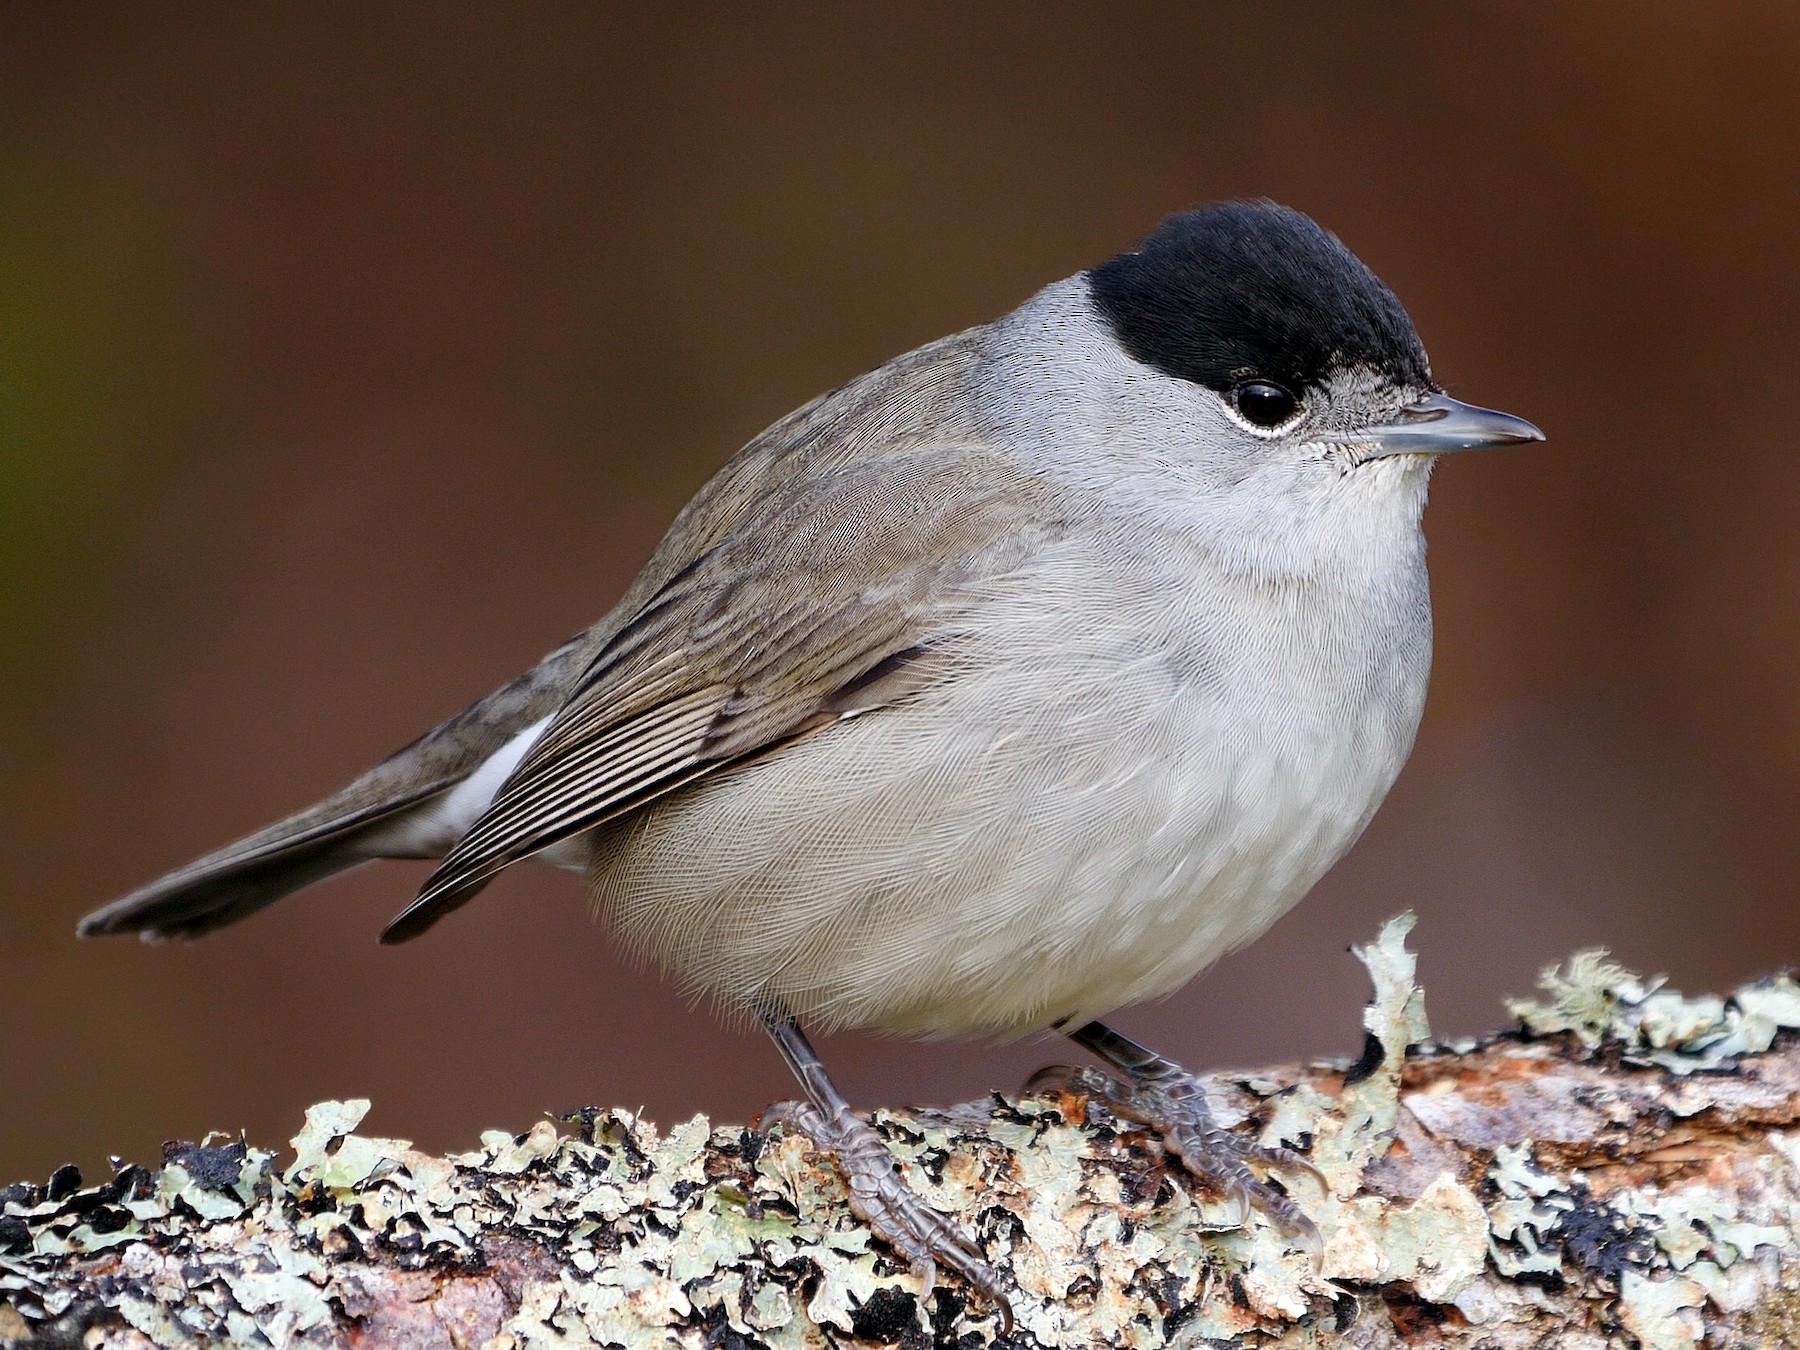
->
[382,447,1058,942]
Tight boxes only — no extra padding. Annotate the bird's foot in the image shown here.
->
[760,1100,1015,1333]
[1028,1060,1325,1269]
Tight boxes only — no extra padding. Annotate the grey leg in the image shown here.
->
[759,1013,1014,1331]
[1056,1019,1324,1265]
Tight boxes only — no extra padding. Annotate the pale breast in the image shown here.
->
[583,527,1431,1040]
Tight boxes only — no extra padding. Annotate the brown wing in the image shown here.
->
[381,447,1058,942]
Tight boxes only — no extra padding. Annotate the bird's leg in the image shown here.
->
[1049,1019,1325,1266]
[758,1013,1013,1330]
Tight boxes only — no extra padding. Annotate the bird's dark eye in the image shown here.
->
[1232,380,1300,430]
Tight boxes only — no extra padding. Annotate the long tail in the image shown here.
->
[76,784,446,940]
[78,636,586,942]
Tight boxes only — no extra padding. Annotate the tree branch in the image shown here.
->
[6,916,1799,1348]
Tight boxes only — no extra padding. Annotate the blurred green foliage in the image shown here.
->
[0,142,159,680]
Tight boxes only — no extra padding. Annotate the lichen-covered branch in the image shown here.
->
[6,916,1800,1349]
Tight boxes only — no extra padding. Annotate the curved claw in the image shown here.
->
[1216,1137,1328,1271]
[1023,1063,1121,1104]
[1220,1177,1251,1232]
[1021,1064,1078,1096]
[768,1102,1015,1335]
[1170,1121,1325,1268]
[911,1254,938,1302]
[1045,1050,1326,1271]
[1247,1141,1331,1201]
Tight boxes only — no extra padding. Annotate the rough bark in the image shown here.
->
[5,916,1800,1349]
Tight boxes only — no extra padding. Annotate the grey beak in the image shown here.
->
[1346,391,1545,457]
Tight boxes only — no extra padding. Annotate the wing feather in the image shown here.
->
[382,442,1064,944]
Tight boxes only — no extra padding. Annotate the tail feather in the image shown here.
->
[80,839,369,940]
[79,633,590,943]
[77,787,443,941]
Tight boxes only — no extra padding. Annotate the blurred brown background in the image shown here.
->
[5,4,1798,1182]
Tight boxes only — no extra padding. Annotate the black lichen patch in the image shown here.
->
[1343,1030,1388,1087]
[1553,1195,1655,1282]
[74,1203,129,1237]
[927,1286,971,1349]
[95,1163,152,1206]
[1111,1156,1171,1209]
[736,1128,767,1169]
[44,1167,81,1204]
[874,1118,929,1151]
[316,1219,365,1263]
[912,1145,951,1185]
[555,1105,609,1143]
[697,1302,770,1350]
[161,1138,248,1190]
[987,1091,1053,1129]
[851,1284,922,1343]
[1160,1294,1200,1340]
[0,1215,30,1253]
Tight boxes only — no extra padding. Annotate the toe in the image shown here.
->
[909,1253,938,1301]
[783,1101,1013,1330]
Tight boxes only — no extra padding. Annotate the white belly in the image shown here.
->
[584,543,1431,1039]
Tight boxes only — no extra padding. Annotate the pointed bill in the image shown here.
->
[1336,391,1544,457]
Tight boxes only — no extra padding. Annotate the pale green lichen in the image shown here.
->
[1617,1269,1707,1350]
[1508,949,1800,1073]
[5,918,1800,1349]
[1317,911,1430,1185]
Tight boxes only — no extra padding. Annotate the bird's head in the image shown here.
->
[1082,200,1542,485]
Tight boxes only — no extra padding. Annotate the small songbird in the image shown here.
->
[82,201,1542,1325]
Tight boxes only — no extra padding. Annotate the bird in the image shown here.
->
[81,200,1542,1327]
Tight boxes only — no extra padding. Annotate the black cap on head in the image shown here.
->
[1087,201,1429,395]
